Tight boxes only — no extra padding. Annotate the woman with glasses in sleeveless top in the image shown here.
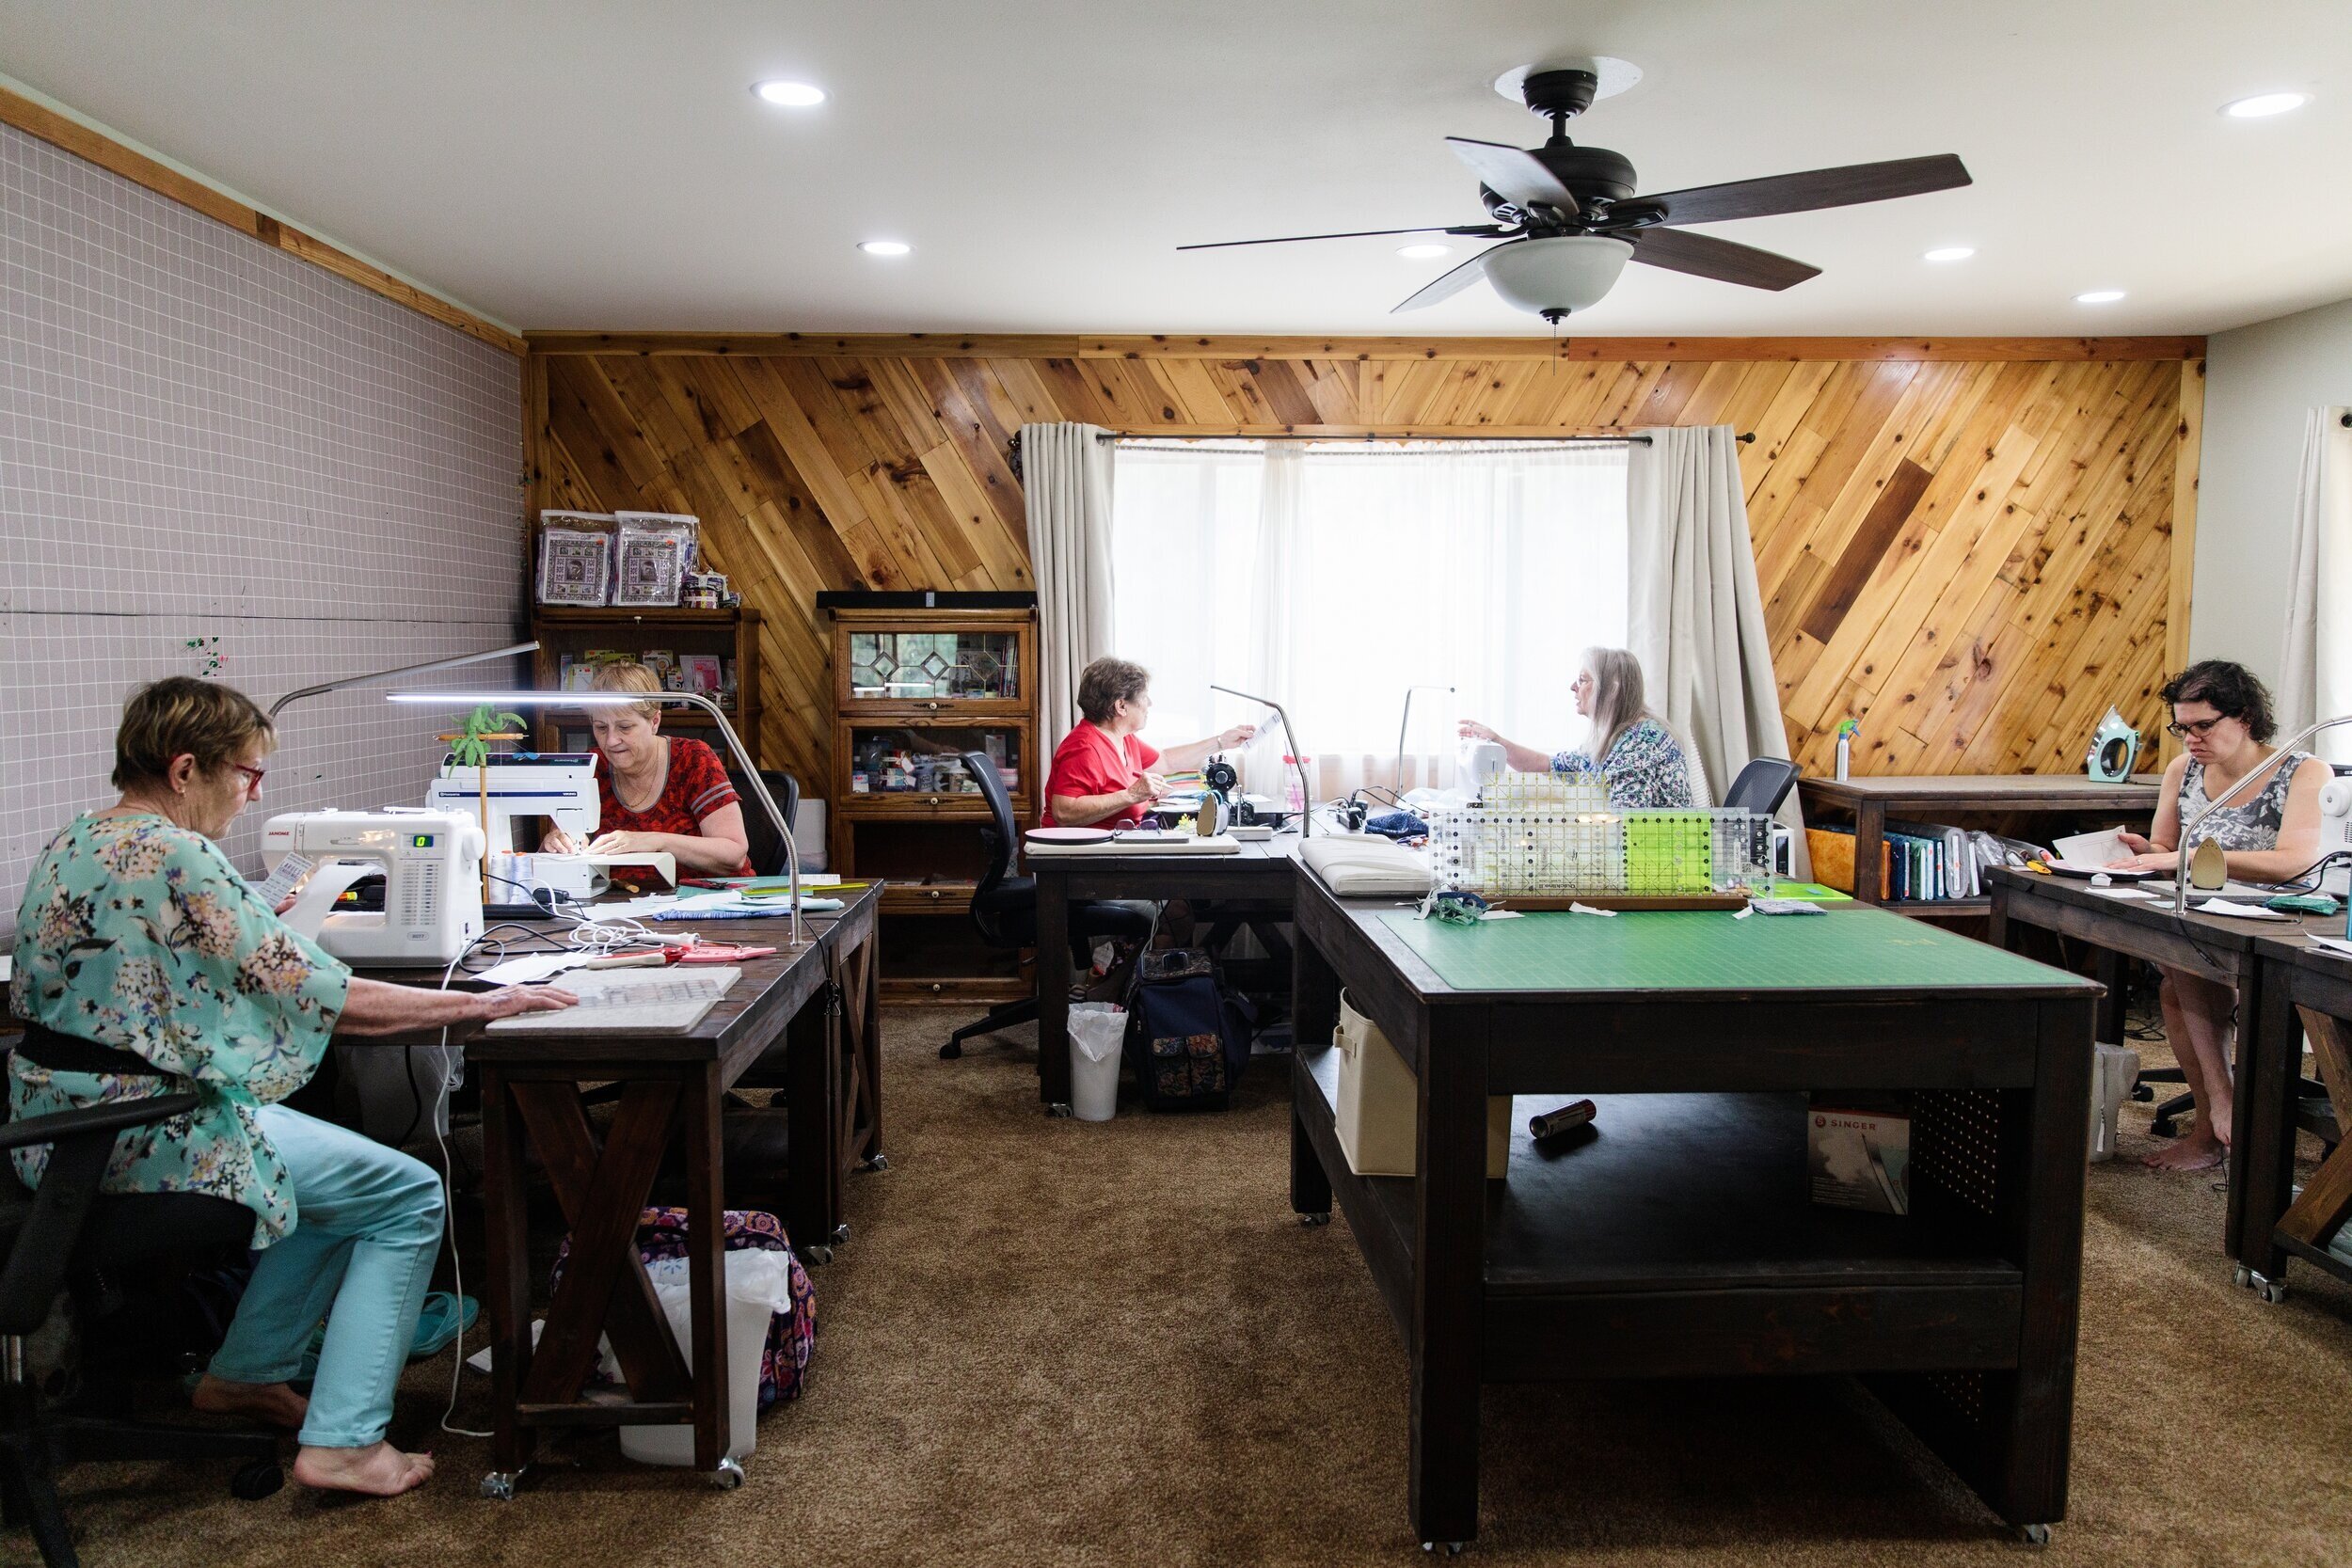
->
[2111,661,2329,1171]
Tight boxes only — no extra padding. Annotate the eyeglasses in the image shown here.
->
[230,763,267,795]
[2163,717,2228,740]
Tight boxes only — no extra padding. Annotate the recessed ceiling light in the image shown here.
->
[2074,289,2126,305]
[1922,245,1976,262]
[858,240,912,257]
[753,80,827,107]
[1398,243,1452,260]
[2221,91,2308,119]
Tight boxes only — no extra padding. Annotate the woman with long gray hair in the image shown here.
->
[1457,647,1696,808]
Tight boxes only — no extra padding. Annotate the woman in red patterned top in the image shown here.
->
[540,662,755,877]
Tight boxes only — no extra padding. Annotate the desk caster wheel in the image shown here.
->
[2233,1265,2252,1289]
[1298,1212,1331,1227]
[710,1457,745,1490]
[940,1041,963,1060]
[862,1153,891,1172]
[230,1461,282,1501]
[1047,1102,1073,1118]
[801,1244,834,1266]
[2254,1275,2287,1305]
[481,1471,521,1502]
[833,1222,851,1244]
[2018,1524,2052,1547]
[1422,1541,1468,1556]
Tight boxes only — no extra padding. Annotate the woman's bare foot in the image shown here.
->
[293,1442,436,1497]
[191,1374,308,1429]
[2143,1133,2227,1172]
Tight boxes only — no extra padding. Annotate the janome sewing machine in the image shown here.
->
[262,807,485,966]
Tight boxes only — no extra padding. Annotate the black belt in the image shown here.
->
[13,1022,169,1079]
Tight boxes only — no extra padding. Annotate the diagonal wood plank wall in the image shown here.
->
[526,335,2203,794]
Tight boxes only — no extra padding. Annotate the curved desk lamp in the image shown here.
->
[268,641,541,720]
[388,689,803,944]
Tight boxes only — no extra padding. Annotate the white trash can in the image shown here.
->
[1067,1002,1127,1122]
[618,1250,796,1466]
[2088,1041,2140,1163]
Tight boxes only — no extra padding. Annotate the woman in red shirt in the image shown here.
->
[1042,657,1256,828]
[540,662,755,876]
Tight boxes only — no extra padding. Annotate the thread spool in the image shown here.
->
[1528,1099,1597,1140]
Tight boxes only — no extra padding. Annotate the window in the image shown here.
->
[1110,440,1629,795]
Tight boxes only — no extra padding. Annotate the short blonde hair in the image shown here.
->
[590,660,664,721]
[113,676,275,789]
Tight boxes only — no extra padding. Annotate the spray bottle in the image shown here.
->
[1835,719,1859,784]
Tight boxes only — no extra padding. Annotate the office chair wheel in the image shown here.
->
[833,1223,851,1244]
[1298,1212,1331,1227]
[709,1457,746,1490]
[1422,1541,1468,1556]
[940,1041,963,1060]
[2018,1524,2052,1547]
[481,1470,521,1501]
[2151,1112,2180,1138]
[800,1244,834,1266]
[2131,1084,2153,1101]
[230,1461,283,1501]
[862,1153,891,1172]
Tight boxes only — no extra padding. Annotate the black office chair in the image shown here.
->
[1,1027,283,1567]
[731,769,803,878]
[1722,756,1802,816]
[942,750,1153,1060]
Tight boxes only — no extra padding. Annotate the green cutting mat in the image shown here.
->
[1766,881,1851,903]
[1375,906,2063,992]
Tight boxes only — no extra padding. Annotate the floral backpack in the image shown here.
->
[551,1206,816,1408]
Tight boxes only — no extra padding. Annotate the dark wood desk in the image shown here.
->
[1287,866,2100,1548]
[2246,928,2352,1293]
[452,886,882,1495]
[1986,867,2328,1291]
[1027,838,1299,1111]
[1801,774,2161,918]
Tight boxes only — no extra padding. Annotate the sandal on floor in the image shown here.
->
[409,1291,479,1359]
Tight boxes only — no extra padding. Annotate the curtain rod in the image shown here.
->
[1098,432,1661,447]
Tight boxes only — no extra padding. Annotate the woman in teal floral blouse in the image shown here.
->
[8,677,574,1497]
[1458,646,1698,808]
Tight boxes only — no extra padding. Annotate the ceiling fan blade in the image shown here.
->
[1643,153,1970,228]
[1179,223,1508,252]
[1629,227,1820,291]
[1444,137,1581,217]
[1391,242,1513,313]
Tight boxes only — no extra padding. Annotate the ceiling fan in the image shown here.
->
[1179,57,1972,323]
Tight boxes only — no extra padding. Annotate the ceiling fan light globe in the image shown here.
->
[1481,235,1632,317]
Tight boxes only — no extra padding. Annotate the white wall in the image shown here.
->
[2192,295,2352,686]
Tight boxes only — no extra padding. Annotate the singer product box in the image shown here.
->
[1808,1104,1910,1214]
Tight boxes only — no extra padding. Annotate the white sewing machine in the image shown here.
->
[2320,772,2352,895]
[262,808,484,966]
[424,752,675,902]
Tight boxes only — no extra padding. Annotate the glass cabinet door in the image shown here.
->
[847,629,1020,705]
[844,725,1023,800]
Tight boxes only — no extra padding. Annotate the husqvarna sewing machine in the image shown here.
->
[262,807,485,966]
[423,752,612,902]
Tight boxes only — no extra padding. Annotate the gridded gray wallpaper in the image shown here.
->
[0,121,525,931]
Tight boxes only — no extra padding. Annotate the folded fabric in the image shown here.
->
[1301,834,1434,896]
[1363,810,1429,842]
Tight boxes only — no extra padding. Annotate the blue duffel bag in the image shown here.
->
[1122,947,1254,1111]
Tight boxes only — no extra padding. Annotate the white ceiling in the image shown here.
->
[5,0,2349,337]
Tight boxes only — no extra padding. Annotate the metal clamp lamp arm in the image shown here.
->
[387,689,803,944]
[2170,713,2352,913]
[268,642,541,720]
[1208,683,1311,837]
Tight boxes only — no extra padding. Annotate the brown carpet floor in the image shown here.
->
[50,1015,2352,1568]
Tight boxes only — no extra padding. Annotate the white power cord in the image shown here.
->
[429,949,490,1439]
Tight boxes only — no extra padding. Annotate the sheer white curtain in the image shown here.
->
[1110,440,1629,800]
[2278,406,2352,763]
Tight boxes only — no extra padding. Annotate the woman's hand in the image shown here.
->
[1124,771,1168,805]
[2112,850,2181,874]
[542,828,583,855]
[2117,832,2158,854]
[472,985,578,1022]
[1458,720,1500,743]
[1216,723,1258,750]
[585,832,655,856]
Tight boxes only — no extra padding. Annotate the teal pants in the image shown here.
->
[206,1106,445,1449]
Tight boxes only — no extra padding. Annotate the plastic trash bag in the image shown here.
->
[1068,1001,1127,1063]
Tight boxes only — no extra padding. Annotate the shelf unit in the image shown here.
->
[526,607,763,767]
[824,597,1038,1004]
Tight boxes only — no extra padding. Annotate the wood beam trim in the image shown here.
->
[2162,357,2205,765]
[0,82,525,357]
[523,332,2207,363]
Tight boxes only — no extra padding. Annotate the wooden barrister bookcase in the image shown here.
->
[823,594,1038,1004]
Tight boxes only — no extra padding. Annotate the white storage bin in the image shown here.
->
[1334,990,1511,1179]
[617,1252,793,1466]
